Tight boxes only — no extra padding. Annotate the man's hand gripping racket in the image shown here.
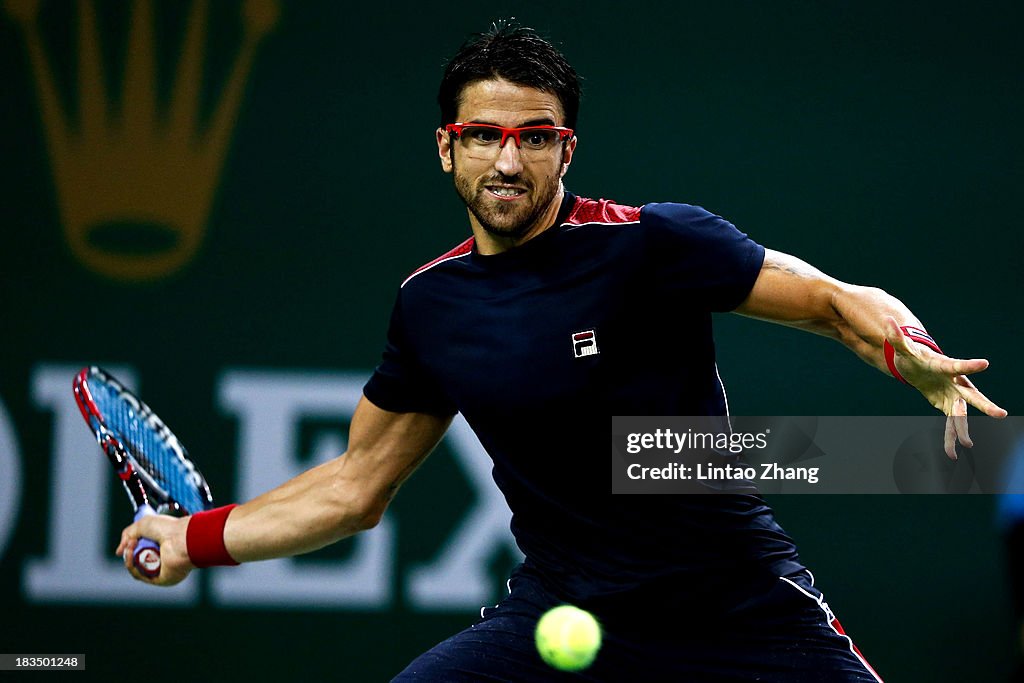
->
[73,366,214,581]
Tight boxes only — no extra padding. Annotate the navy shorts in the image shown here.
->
[392,565,883,682]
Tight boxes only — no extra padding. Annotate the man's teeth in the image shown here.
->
[490,187,523,196]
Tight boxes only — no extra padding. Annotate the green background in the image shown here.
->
[1,1,1021,680]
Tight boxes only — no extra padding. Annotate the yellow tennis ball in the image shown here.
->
[535,604,602,672]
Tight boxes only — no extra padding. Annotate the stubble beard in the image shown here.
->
[452,164,562,242]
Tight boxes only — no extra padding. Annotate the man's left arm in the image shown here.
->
[734,248,1007,458]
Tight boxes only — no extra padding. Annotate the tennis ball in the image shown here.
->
[535,604,602,672]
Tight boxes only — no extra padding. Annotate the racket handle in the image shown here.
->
[132,506,162,578]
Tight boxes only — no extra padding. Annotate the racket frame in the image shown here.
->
[73,366,212,577]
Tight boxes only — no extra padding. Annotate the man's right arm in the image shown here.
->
[115,396,452,585]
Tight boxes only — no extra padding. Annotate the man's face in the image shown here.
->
[437,78,576,247]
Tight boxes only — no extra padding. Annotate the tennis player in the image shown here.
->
[117,21,1006,682]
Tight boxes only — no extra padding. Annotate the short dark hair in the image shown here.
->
[438,20,582,130]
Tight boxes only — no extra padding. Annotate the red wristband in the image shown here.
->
[883,325,943,384]
[186,504,240,567]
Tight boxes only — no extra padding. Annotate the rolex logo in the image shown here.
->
[4,0,278,281]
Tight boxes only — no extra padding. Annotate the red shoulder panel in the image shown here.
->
[564,196,643,226]
[401,236,475,287]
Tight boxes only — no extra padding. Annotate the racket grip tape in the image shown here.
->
[132,506,162,578]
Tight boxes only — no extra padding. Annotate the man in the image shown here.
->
[118,21,1006,682]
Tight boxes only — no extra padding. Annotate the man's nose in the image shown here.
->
[494,138,524,176]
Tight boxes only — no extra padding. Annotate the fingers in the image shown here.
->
[115,519,158,583]
[952,396,971,447]
[934,356,990,377]
[943,399,971,460]
[886,318,1007,454]
[116,525,137,562]
[943,415,958,461]
[885,317,992,379]
[886,319,1007,418]
[884,317,914,355]
[952,374,1009,418]
[114,515,194,586]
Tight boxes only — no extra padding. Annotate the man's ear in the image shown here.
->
[437,127,454,173]
[560,136,577,178]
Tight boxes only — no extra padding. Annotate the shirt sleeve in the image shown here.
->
[640,202,766,312]
[362,289,458,417]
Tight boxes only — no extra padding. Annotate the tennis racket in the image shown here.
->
[73,366,214,578]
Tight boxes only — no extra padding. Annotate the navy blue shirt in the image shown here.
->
[364,192,804,611]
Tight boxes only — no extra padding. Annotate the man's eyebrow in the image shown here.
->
[465,118,559,127]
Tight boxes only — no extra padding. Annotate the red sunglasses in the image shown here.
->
[445,123,574,149]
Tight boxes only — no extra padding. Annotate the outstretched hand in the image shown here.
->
[884,317,1008,459]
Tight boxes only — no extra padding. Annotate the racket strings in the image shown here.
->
[92,380,211,514]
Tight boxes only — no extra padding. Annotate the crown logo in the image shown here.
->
[4,0,278,281]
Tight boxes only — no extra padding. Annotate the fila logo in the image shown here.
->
[572,330,599,358]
